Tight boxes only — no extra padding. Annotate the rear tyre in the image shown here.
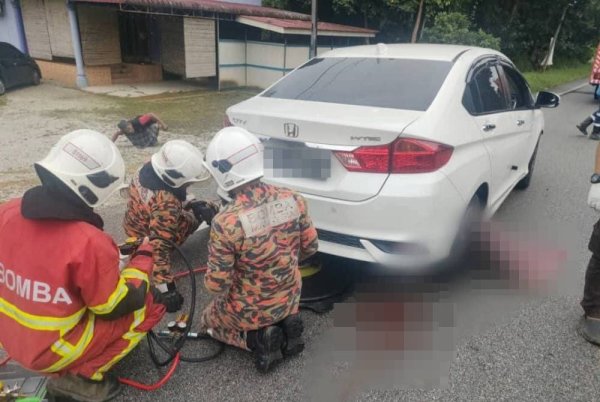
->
[32,70,41,86]
[0,79,5,95]
[515,142,539,190]
[448,194,484,269]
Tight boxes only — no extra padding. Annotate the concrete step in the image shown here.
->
[112,71,135,78]
[112,76,145,84]
[110,64,132,74]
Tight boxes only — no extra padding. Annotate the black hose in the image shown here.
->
[143,236,224,366]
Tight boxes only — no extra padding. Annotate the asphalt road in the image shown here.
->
[98,81,600,402]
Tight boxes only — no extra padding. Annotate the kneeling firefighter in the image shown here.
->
[123,140,220,312]
[0,130,166,401]
[199,127,319,372]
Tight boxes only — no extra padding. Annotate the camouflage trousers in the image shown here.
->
[199,296,250,350]
[125,209,198,284]
[199,294,300,351]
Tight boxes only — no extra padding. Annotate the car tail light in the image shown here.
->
[333,138,453,174]
[223,115,233,127]
[391,138,453,173]
[333,144,390,173]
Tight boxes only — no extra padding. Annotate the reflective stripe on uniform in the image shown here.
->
[91,306,147,381]
[88,277,129,315]
[121,267,149,292]
[0,297,85,335]
[42,311,96,373]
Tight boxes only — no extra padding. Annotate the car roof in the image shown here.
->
[321,43,501,62]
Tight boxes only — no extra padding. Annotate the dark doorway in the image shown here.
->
[119,13,152,63]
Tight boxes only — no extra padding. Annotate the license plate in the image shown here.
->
[264,139,331,180]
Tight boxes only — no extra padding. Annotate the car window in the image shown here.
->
[470,65,508,114]
[0,44,23,59]
[500,65,534,110]
[462,79,482,115]
[262,57,453,111]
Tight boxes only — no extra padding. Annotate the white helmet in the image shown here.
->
[35,129,126,208]
[151,140,209,188]
[204,127,264,192]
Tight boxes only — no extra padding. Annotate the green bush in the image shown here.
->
[421,12,501,50]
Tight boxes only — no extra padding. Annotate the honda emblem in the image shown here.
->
[284,123,299,138]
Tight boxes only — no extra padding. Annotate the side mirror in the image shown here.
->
[535,91,560,108]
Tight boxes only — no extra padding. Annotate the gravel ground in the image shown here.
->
[2,80,600,401]
[0,82,255,203]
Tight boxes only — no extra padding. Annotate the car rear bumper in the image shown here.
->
[302,171,468,268]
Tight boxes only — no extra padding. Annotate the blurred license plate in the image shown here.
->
[264,139,331,180]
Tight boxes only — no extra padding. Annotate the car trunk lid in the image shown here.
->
[227,97,423,202]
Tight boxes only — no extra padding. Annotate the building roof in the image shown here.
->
[236,15,377,37]
[73,0,310,20]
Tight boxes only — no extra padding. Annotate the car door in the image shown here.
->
[497,63,538,180]
[0,44,31,86]
[0,43,20,88]
[464,61,524,206]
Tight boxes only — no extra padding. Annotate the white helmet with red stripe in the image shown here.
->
[151,140,210,188]
[35,129,126,207]
[204,127,264,192]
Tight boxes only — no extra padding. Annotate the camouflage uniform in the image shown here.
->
[123,169,199,285]
[200,182,318,350]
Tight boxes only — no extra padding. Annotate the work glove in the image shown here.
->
[154,282,184,313]
[589,184,600,211]
[188,200,220,225]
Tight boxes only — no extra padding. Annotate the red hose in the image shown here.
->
[0,356,10,367]
[118,353,181,391]
[173,266,206,280]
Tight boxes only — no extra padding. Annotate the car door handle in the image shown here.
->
[482,123,496,132]
[517,119,525,126]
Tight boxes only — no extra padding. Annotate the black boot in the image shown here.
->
[578,316,600,346]
[278,314,305,358]
[577,124,589,135]
[46,374,121,402]
[247,326,284,373]
[577,116,593,135]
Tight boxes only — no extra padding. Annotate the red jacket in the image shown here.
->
[0,198,153,373]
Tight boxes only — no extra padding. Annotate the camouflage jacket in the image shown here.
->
[205,181,318,328]
[123,169,199,284]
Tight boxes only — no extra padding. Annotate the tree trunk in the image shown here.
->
[508,0,521,26]
[411,0,425,43]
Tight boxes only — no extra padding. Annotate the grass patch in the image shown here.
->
[108,89,258,136]
[523,63,590,93]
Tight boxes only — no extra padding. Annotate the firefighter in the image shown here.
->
[580,137,600,344]
[199,127,319,373]
[123,140,220,313]
[576,104,600,140]
[0,130,166,401]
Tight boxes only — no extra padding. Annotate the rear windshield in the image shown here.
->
[262,57,453,111]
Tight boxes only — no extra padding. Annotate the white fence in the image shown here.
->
[218,39,340,89]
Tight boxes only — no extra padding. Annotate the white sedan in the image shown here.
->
[225,43,559,268]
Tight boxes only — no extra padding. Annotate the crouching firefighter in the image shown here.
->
[123,140,220,312]
[199,127,319,373]
[0,130,166,401]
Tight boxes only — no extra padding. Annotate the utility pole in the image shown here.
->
[310,0,318,58]
[541,1,575,70]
